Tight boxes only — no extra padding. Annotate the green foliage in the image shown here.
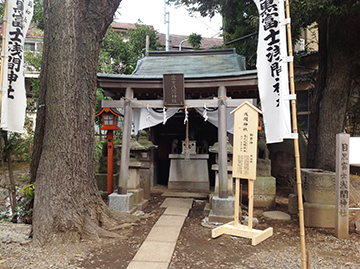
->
[99,20,161,74]
[221,0,259,69]
[32,0,44,30]
[0,183,35,222]
[21,183,35,201]
[187,33,202,50]
[1,117,34,162]
[167,0,220,18]
[95,88,113,130]
[95,138,107,173]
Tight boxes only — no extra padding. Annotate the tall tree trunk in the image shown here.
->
[32,0,137,245]
[307,16,360,171]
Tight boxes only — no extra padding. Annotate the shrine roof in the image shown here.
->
[98,49,253,80]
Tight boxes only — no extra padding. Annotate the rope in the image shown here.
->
[122,96,228,110]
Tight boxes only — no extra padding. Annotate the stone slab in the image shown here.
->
[146,225,182,243]
[135,199,148,211]
[163,207,189,217]
[108,193,136,213]
[168,157,209,191]
[168,181,209,191]
[132,241,176,263]
[160,198,193,209]
[263,211,291,220]
[304,202,335,228]
[154,215,186,227]
[127,261,168,269]
[162,191,208,199]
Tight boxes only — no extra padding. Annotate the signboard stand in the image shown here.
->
[212,102,273,246]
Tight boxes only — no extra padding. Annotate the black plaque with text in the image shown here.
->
[163,74,184,107]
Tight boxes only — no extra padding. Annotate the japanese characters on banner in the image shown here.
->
[253,0,294,143]
[1,0,33,133]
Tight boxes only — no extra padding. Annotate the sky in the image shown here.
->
[116,0,223,38]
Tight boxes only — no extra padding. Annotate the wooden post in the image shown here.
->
[218,86,228,198]
[285,0,307,267]
[234,178,240,227]
[118,87,133,194]
[335,133,350,238]
[107,130,114,194]
[248,179,254,230]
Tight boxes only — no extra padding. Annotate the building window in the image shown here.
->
[25,41,37,51]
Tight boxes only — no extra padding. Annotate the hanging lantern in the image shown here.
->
[96,108,123,130]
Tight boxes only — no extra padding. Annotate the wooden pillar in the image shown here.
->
[218,86,228,198]
[335,133,350,238]
[107,130,114,194]
[118,87,133,194]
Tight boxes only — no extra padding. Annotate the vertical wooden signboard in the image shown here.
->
[212,101,273,246]
[232,102,259,180]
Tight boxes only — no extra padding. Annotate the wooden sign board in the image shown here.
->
[231,101,261,180]
[163,74,185,107]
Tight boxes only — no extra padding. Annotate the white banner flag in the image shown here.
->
[1,0,34,133]
[253,0,295,143]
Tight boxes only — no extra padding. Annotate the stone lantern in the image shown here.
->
[126,131,157,209]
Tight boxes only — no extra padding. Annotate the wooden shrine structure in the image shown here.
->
[97,49,258,198]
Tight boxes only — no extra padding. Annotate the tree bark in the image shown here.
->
[307,16,360,171]
[32,0,137,245]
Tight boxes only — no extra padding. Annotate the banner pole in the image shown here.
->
[284,0,307,268]
[0,0,9,118]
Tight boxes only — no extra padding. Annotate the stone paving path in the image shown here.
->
[127,198,193,269]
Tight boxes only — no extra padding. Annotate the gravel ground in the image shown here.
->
[1,208,360,269]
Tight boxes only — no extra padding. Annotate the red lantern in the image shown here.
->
[96,108,123,194]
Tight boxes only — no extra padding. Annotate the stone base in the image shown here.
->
[128,188,144,204]
[208,196,239,223]
[168,181,209,191]
[168,154,210,192]
[135,199,149,211]
[128,188,148,211]
[253,194,276,208]
[304,202,335,228]
[301,168,336,204]
[108,193,136,213]
[208,211,234,223]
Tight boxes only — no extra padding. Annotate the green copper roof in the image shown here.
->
[132,49,246,78]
